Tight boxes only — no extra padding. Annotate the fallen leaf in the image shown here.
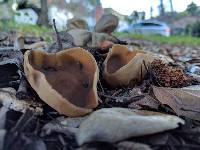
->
[0,50,23,89]
[25,139,47,150]
[0,129,6,150]
[94,14,118,34]
[128,95,160,110]
[0,107,8,129]
[189,73,200,82]
[153,85,200,120]
[0,88,43,114]
[117,141,152,150]
[76,108,184,145]
[41,116,87,136]
[67,18,89,31]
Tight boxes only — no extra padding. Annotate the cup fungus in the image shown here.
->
[103,44,154,87]
[24,48,99,117]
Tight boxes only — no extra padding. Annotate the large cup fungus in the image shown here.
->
[103,44,154,87]
[24,48,99,117]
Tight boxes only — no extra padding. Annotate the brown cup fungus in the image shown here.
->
[24,48,99,117]
[103,44,154,87]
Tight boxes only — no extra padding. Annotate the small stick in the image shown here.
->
[143,60,149,72]
[140,64,143,81]
[98,79,105,93]
[98,92,144,101]
[53,19,63,50]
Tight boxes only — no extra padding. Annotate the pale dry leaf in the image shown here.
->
[117,141,152,150]
[41,116,87,136]
[189,73,200,82]
[0,107,8,129]
[0,88,43,114]
[76,108,184,145]
[153,85,200,120]
[0,129,6,150]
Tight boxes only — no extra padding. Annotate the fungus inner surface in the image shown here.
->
[29,51,95,107]
[107,51,136,74]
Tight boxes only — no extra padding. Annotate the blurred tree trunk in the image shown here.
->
[38,0,49,26]
[159,0,165,16]
[150,6,153,18]
[169,0,174,12]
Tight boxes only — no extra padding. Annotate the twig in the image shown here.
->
[58,134,66,146]
[98,79,105,93]
[140,63,143,81]
[143,60,149,72]
[98,92,119,100]
[11,109,34,132]
[53,19,62,50]
[180,107,200,113]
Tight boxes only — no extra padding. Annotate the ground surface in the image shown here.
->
[1,31,200,150]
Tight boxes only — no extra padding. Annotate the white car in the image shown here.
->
[125,20,171,37]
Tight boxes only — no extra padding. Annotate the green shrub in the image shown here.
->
[191,21,200,37]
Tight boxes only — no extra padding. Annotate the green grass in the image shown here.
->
[0,20,52,35]
[0,20,53,42]
[2,21,200,46]
[115,32,200,46]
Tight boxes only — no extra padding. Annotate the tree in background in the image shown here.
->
[38,0,48,26]
[159,0,165,16]
[169,0,173,12]
[0,0,13,30]
[17,0,49,26]
[186,2,198,16]
[131,11,139,22]
[150,6,153,18]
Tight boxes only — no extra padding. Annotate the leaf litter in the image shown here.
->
[0,16,200,150]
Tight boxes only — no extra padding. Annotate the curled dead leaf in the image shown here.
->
[76,108,184,145]
[94,14,119,34]
[41,116,87,136]
[0,88,43,114]
[24,48,99,117]
[67,18,89,31]
[103,44,154,87]
[153,85,200,120]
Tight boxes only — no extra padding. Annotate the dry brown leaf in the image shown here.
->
[94,14,118,34]
[128,95,160,110]
[67,18,89,31]
[153,85,200,120]
[24,47,99,117]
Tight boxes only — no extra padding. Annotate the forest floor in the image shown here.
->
[0,28,200,150]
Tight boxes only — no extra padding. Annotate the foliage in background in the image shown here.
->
[115,32,200,46]
[186,2,199,16]
[185,21,200,37]
[0,20,53,42]
[190,21,200,37]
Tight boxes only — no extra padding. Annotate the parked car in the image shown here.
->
[124,20,171,37]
